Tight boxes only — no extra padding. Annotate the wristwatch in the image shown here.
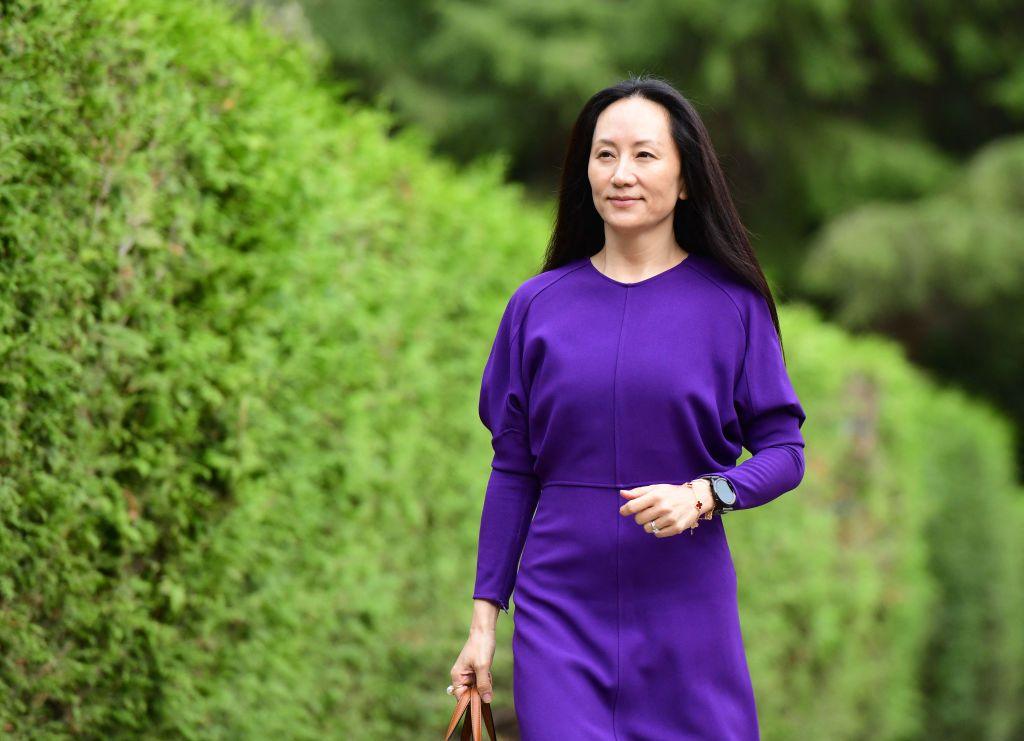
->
[699,474,737,514]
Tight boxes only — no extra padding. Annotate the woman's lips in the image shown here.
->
[610,197,641,207]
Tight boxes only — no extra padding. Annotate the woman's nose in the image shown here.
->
[612,165,635,183]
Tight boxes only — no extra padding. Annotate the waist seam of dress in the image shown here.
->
[539,478,716,490]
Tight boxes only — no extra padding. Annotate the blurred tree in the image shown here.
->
[281,0,1022,282]
[801,135,1024,474]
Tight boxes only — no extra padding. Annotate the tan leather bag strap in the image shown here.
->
[443,685,498,740]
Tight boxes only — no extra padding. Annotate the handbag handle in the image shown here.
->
[443,685,498,740]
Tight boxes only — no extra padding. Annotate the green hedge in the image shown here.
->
[0,0,1020,738]
[799,137,1024,472]
[730,305,1023,740]
[0,0,540,735]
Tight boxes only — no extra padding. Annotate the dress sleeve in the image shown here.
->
[472,293,541,613]
[705,293,807,512]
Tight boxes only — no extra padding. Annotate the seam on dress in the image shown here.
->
[741,295,779,418]
[681,260,754,404]
[503,261,591,484]
[540,478,695,489]
[683,261,778,434]
[612,290,630,486]
[483,263,588,616]
[507,260,590,348]
[681,260,747,334]
[609,288,630,740]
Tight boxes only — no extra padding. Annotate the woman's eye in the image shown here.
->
[597,151,653,159]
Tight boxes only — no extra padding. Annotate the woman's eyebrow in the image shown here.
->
[595,138,660,147]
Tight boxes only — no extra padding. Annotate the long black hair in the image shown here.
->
[541,74,790,361]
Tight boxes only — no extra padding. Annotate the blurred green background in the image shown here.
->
[0,0,1021,738]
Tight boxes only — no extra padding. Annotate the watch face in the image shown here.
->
[712,478,737,505]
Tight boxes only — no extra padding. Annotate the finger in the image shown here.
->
[645,514,677,537]
[619,487,653,515]
[614,487,655,515]
[636,509,669,528]
[451,672,474,696]
[644,514,665,532]
[655,523,682,538]
[474,666,494,703]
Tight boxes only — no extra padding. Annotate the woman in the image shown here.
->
[448,75,807,740]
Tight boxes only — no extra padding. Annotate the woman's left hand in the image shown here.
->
[618,481,715,537]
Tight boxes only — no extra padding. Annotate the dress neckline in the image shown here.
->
[585,252,694,287]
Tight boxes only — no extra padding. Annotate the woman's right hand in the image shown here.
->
[450,601,500,703]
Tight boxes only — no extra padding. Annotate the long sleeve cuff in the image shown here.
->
[701,441,805,512]
[472,467,541,613]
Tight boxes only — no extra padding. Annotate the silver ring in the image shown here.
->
[446,684,455,695]
[650,522,660,533]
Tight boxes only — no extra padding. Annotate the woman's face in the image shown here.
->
[588,97,687,233]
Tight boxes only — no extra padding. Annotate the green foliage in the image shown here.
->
[1,0,548,735]
[0,1,1021,739]
[295,0,1023,265]
[731,305,1023,740]
[800,136,1024,472]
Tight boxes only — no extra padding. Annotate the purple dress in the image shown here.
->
[472,252,807,740]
